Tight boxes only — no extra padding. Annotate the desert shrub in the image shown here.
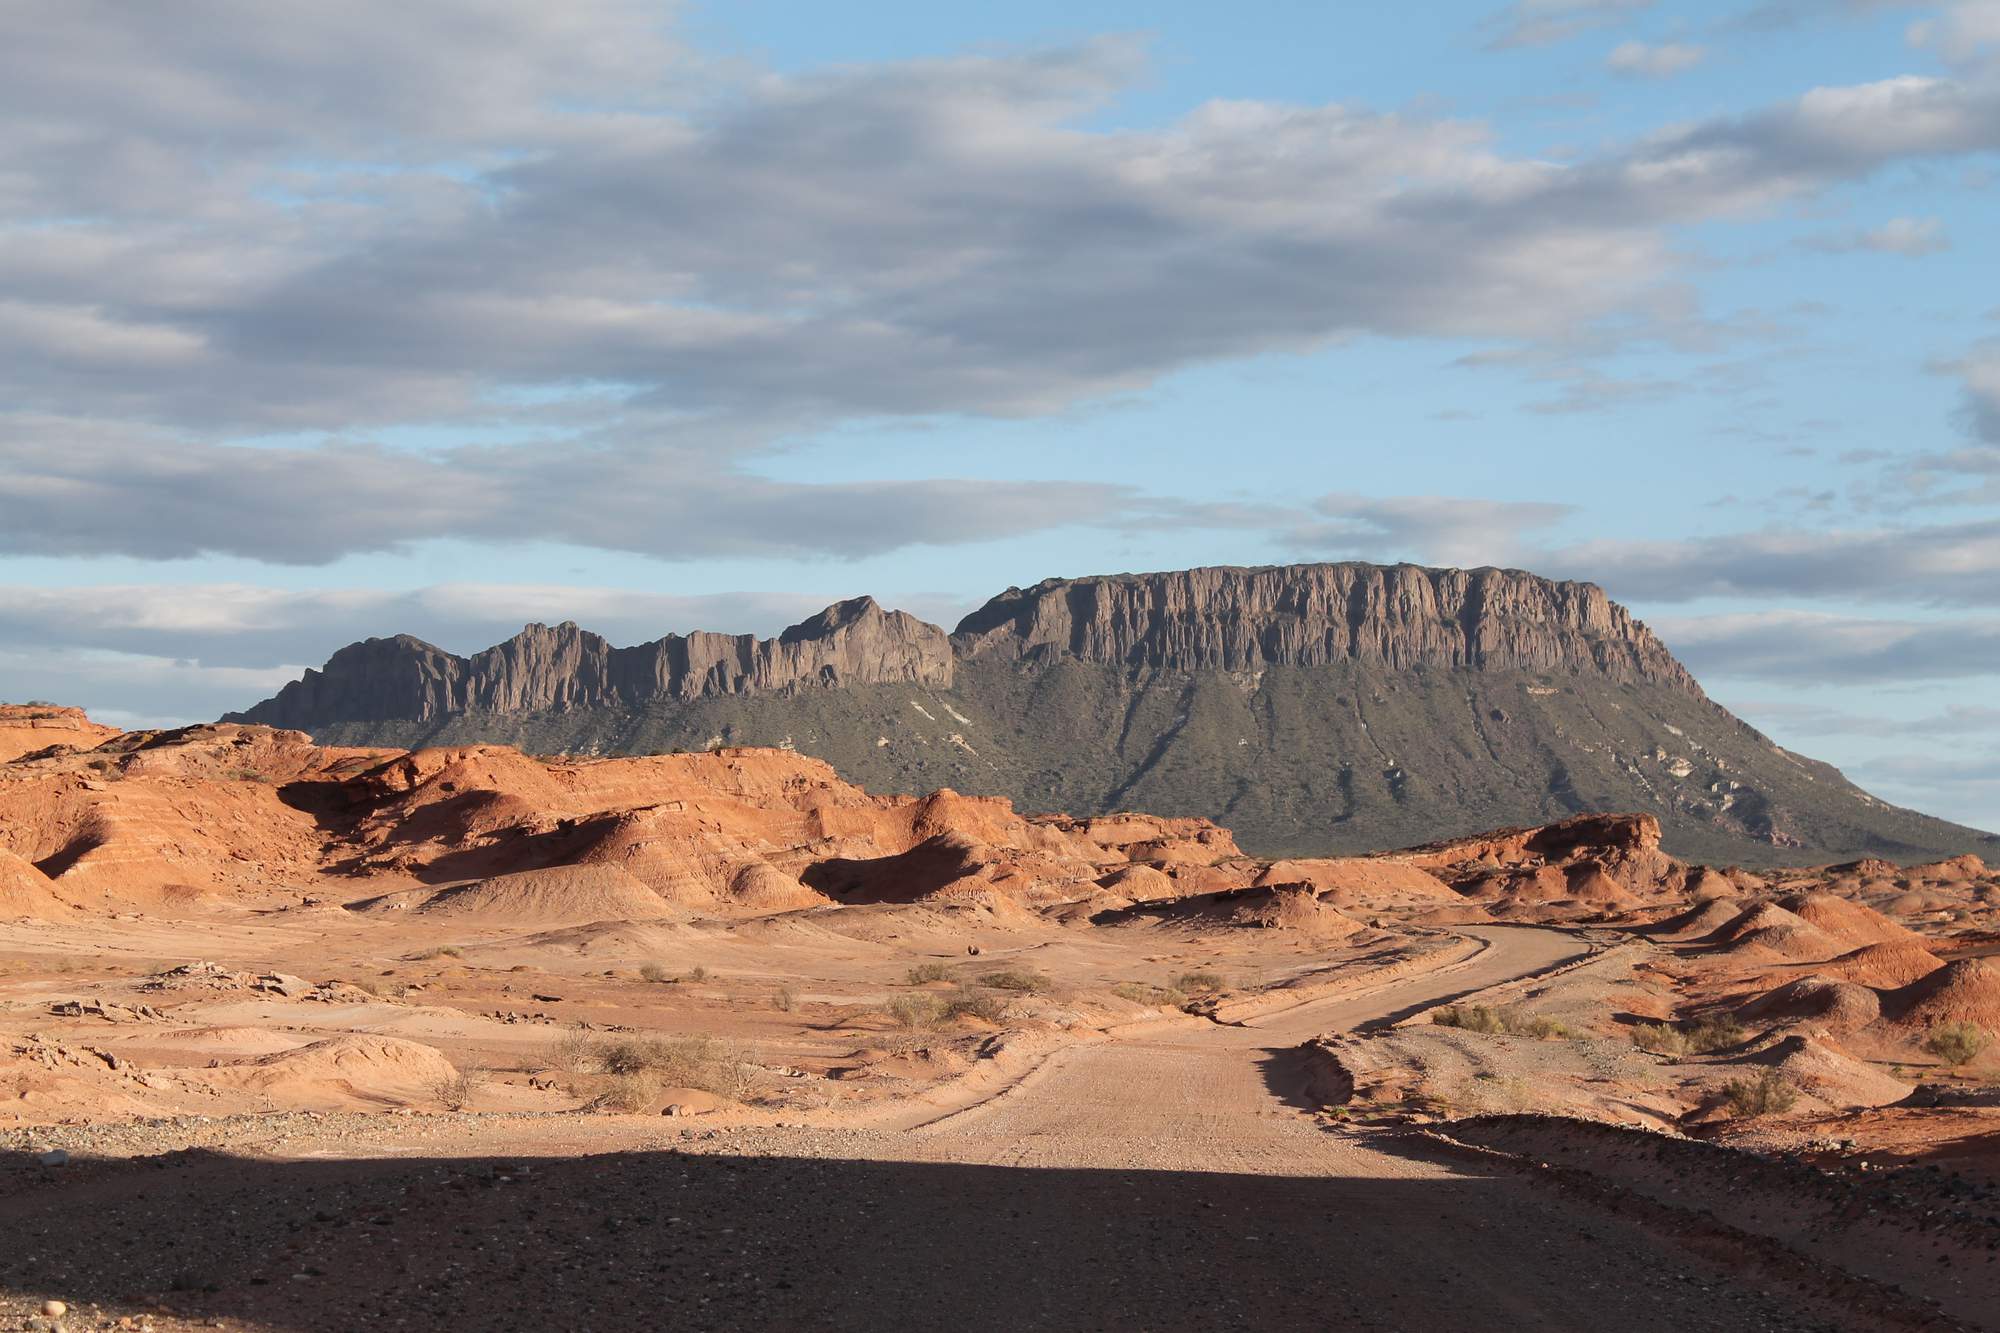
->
[1631,1016,1745,1057]
[593,1070,658,1112]
[941,989,1008,1023]
[1683,1017,1747,1052]
[686,965,709,983]
[1721,1070,1800,1117]
[413,945,461,961]
[1173,971,1226,996]
[1112,982,1188,1008]
[1433,1004,1506,1035]
[905,962,953,985]
[638,962,671,983]
[430,1066,483,1111]
[597,1038,664,1077]
[547,1026,594,1072]
[652,1035,748,1098]
[773,985,798,1012]
[887,993,943,1029]
[1432,1004,1577,1040]
[981,969,1051,993]
[1924,1020,1992,1068]
[1631,1022,1686,1055]
[590,1035,748,1098]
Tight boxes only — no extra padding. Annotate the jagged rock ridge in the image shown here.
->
[241,595,953,728]
[227,562,1998,866]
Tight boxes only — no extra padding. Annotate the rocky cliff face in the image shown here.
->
[222,563,1999,865]
[234,596,953,729]
[954,564,1698,688]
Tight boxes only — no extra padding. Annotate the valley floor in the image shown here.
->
[5,927,1989,1332]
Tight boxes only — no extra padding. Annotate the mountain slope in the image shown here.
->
[228,562,1998,865]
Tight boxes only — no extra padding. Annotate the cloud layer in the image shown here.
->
[4,16,2000,564]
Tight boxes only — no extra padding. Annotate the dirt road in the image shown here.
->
[0,927,1915,1331]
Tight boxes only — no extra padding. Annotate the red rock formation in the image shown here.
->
[0,705,121,764]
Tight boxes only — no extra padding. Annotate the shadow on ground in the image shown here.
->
[0,1140,1855,1332]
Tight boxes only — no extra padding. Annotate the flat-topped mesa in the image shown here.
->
[952,563,1699,689]
[230,597,954,728]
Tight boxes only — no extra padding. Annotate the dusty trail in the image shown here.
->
[0,928,1899,1331]
[902,926,1585,1172]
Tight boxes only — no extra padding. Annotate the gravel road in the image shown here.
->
[0,927,1893,1331]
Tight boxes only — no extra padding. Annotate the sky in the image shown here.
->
[1,0,1998,832]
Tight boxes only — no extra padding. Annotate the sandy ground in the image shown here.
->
[0,926,1961,1333]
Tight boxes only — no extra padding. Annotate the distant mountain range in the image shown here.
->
[228,562,1998,866]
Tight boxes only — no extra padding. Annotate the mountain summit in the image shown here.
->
[229,562,1995,865]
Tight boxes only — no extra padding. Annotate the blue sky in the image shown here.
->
[1,0,1997,831]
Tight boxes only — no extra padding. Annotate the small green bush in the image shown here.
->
[980,969,1051,993]
[904,963,953,985]
[1924,1020,1992,1068]
[1721,1070,1799,1117]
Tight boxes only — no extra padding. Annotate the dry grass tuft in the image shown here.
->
[1432,1004,1578,1040]
[1721,1070,1800,1117]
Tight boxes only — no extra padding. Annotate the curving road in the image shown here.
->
[0,927,1886,1332]
[849,926,1860,1330]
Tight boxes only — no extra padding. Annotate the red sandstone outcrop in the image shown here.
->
[0,705,122,764]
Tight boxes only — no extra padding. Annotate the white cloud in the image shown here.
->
[1606,40,1708,76]
[1484,0,1656,49]
[1651,610,2000,680]
[1908,0,2000,68]
[0,41,1994,564]
[1799,215,1951,255]
[1288,495,1577,567]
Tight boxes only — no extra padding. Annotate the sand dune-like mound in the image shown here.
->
[1909,854,1987,882]
[406,864,679,926]
[1096,864,1179,902]
[197,1035,461,1110]
[1778,893,1920,948]
[1886,959,2000,1031]
[1251,859,1456,905]
[1648,896,1742,939]
[0,847,72,919]
[1741,977,1883,1032]
[1817,940,1944,989]
[1686,868,1738,901]
[1710,903,1845,961]
[1751,1034,1912,1109]
[1563,862,1639,906]
[1099,883,1364,941]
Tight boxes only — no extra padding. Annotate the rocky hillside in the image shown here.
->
[227,562,1998,865]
